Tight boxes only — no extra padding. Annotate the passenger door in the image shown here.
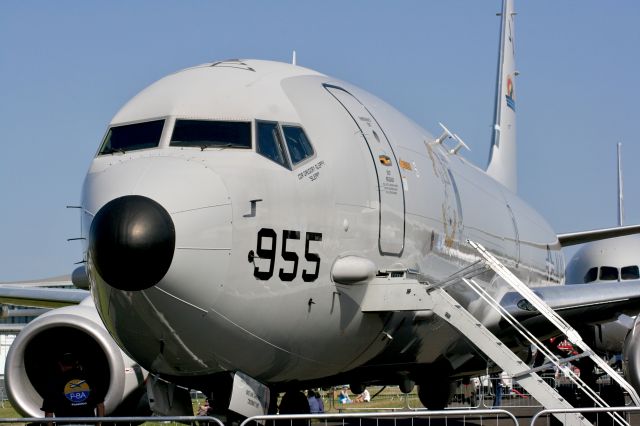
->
[325,84,405,256]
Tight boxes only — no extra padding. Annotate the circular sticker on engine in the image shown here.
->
[64,379,91,404]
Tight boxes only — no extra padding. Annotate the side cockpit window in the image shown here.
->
[622,265,640,280]
[599,266,619,281]
[170,120,251,149]
[257,121,290,169]
[282,125,314,165]
[584,267,598,283]
[98,119,165,155]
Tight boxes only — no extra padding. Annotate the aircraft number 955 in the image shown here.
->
[248,228,322,282]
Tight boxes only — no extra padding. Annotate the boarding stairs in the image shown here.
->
[360,240,639,426]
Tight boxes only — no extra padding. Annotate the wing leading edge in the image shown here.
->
[501,280,640,331]
[0,285,88,308]
[558,224,640,247]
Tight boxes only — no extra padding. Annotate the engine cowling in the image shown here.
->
[591,315,635,354]
[623,316,640,393]
[5,297,149,417]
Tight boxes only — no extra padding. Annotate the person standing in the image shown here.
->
[490,372,503,408]
[41,353,105,425]
[313,390,324,413]
[307,390,324,413]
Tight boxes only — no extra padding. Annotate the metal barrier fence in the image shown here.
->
[241,409,519,426]
[316,374,626,414]
[331,378,554,412]
[0,415,225,425]
[478,375,558,409]
[0,411,520,426]
[333,377,559,412]
[334,377,558,410]
[531,406,640,426]
[337,374,627,411]
[5,407,640,426]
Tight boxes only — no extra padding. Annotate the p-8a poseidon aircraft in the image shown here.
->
[4,0,640,420]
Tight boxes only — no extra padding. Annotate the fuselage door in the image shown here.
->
[325,84,405,256]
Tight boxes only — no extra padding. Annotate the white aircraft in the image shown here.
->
[4,0,640,420]
[564,143,640,392]
[566,235,640,384]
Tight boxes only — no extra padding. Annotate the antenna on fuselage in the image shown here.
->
[450,134,471,155]
[431,122,455,145]
[429,122,471,155]
[292,50,297,66]
[617,142,624,226]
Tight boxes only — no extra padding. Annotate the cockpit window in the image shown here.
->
[257,121,290,169]
[584,267,598,283]
[170,120,251,149]
[621,265,640,280]
[98,119,165,155]
[599,266,619,281]
[282,125,314,165]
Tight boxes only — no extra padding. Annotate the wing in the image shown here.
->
[558,224,640,246]
[501,280,640,334]
[0,275,89,308]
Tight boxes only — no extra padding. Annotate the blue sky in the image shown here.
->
[1,1,639,281]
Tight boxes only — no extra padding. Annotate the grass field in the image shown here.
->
[0,387,427,424]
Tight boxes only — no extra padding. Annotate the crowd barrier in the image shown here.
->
[0,415,224,426]
[334,376,558,411]
[1,406,639,426]
[241,409,519,426]
[0,410,519,426]
[531,406,640,426]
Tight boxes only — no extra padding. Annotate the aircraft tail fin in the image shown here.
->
[618,142,624,226]
[486,0,517,193]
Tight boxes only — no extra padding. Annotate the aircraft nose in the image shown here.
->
[89,195,175,291]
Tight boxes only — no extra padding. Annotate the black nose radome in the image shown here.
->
[89,195,175,291]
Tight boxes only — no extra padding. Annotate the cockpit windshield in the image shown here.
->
[170,120,251,149]
[98,119,165,155]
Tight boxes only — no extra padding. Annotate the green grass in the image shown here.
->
[318,386,425,412]
[0,388,426,424]
[0,403,19,419]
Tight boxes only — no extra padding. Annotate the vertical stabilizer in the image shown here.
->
[487,0,517,193]
[617,142,624,226]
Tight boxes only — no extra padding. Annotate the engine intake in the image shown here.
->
[623,315,640,394]
[5,299,148,417]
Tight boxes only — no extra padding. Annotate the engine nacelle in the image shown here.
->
[623,315,640,393]
[591,315,635,354]
[5,297,148,417]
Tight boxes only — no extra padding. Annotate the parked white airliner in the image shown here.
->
[4,0,640,420]
[564,143,640,394]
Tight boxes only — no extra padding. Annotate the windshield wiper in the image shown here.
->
[219,142,249,149]
[101,147,126,155]
[200,142,248,151]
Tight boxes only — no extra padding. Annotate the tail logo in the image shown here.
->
[505,75,516,111]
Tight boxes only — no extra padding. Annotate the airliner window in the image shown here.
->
[257,121,289,168]
[99,119,164,155]
[621,265,640,280]
[282,125,314,165]
[170,120,251,149]
[599,266,619,281]
[584,267,598,283]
